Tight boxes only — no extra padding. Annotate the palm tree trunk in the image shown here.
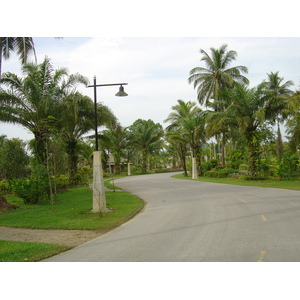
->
[67,140,78,185]
[276,122,284,162]
[246,133,259,176]
[142,150,147,173]
[221,132,226,168]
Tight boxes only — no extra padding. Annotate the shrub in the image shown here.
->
[9,164,49,204]
[73,166,92,185]
[205,168,237,178]
[238,175,268,181]
[10,178,49,204]
[55,174,69,190]
[0,179,10,194]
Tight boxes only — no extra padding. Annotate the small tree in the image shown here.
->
[0,138,29,180]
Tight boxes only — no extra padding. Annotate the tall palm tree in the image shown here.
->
[164,100,206,176]
[263,71,294,161]
[223,83,269,175]
[188,44,249,106]
[165,127,189,176]
[0,57,88,164]
[59,92,117,184]
[0,37,36,80]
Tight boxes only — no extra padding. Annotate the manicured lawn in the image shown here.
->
[0,185,144,230]
[0,182,144,261]
[0,240,70,262]
[173,173,300,190]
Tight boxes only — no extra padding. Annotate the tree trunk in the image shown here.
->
[247,133,259,176]
[67,140,78,185]
[142,150,147,173]
[221,132,226,168]
[276,123,284,162]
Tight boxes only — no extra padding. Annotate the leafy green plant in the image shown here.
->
[0,179,10,194]
[205,168,237,178]
[55,174,69,190]
[10,178,48,204]
[10,164,49,204]
[72,166,92,185]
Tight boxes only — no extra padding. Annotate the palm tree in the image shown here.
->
[128,119,164,173]
[165,129,189,176]
[188,44,249,106]
[59,92,116,184]
[0,57,88,164]
[164,100,206,176]
[263,71,294,161]
[0,37,36,80]
[101,124,127,175]
[224,83,269,175]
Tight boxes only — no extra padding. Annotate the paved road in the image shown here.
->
[44,172,300,262]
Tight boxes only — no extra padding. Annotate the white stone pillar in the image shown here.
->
[192,157,198,180]
[92,151,106,212]
[127,162,131,176]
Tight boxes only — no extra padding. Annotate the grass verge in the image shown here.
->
[173,173,300,190]
[0,186,144,229]
[0,182,144,261]
[0,240,71,262]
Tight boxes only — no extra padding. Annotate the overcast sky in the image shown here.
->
[2,37,300,141]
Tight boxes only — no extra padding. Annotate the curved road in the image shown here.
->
[44,172,300,262]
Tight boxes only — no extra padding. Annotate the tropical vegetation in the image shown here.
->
[1,42,300,211]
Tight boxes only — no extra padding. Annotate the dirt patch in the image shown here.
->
[0,196,18,210]
[0,226,105,247]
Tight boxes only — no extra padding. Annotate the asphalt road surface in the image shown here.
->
[44,172,300,262]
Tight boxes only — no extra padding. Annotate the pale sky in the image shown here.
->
[2,0,300,296]
[2,37,300,141]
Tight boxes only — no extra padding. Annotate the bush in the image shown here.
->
[9,164,49,204]
[202,159,219,172]
[238,175,268,181]
[10,178,49,204]
[205,168,238,178]
[0,179,10,194]
[73,166,92,185]
[154,168,183,173]
[55,174,69,190]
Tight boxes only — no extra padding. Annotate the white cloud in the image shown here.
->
[1,37,300,140]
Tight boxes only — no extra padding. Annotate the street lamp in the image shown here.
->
[87,76,128,212]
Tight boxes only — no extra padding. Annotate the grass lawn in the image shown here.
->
[0,240,71,262]
[0,180,144,261]
[173,173,300,190]
[0,185,144,230]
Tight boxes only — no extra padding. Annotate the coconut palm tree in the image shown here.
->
[188,44,249,106]
[0,57,88,164]
[0,37,36,80]
[263,71,294,161]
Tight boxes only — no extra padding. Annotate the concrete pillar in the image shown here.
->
[192,157,198,180]
[127,162,131,176]
[92,151,106,212]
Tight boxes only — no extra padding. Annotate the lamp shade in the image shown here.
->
[115,85,128,97]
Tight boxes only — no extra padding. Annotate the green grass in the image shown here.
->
[0,182,144,261]
[173,173,300,190]
[0,185,144,230]
[0,240,70,262]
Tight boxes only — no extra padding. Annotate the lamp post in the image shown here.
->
[87,76,128,212]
